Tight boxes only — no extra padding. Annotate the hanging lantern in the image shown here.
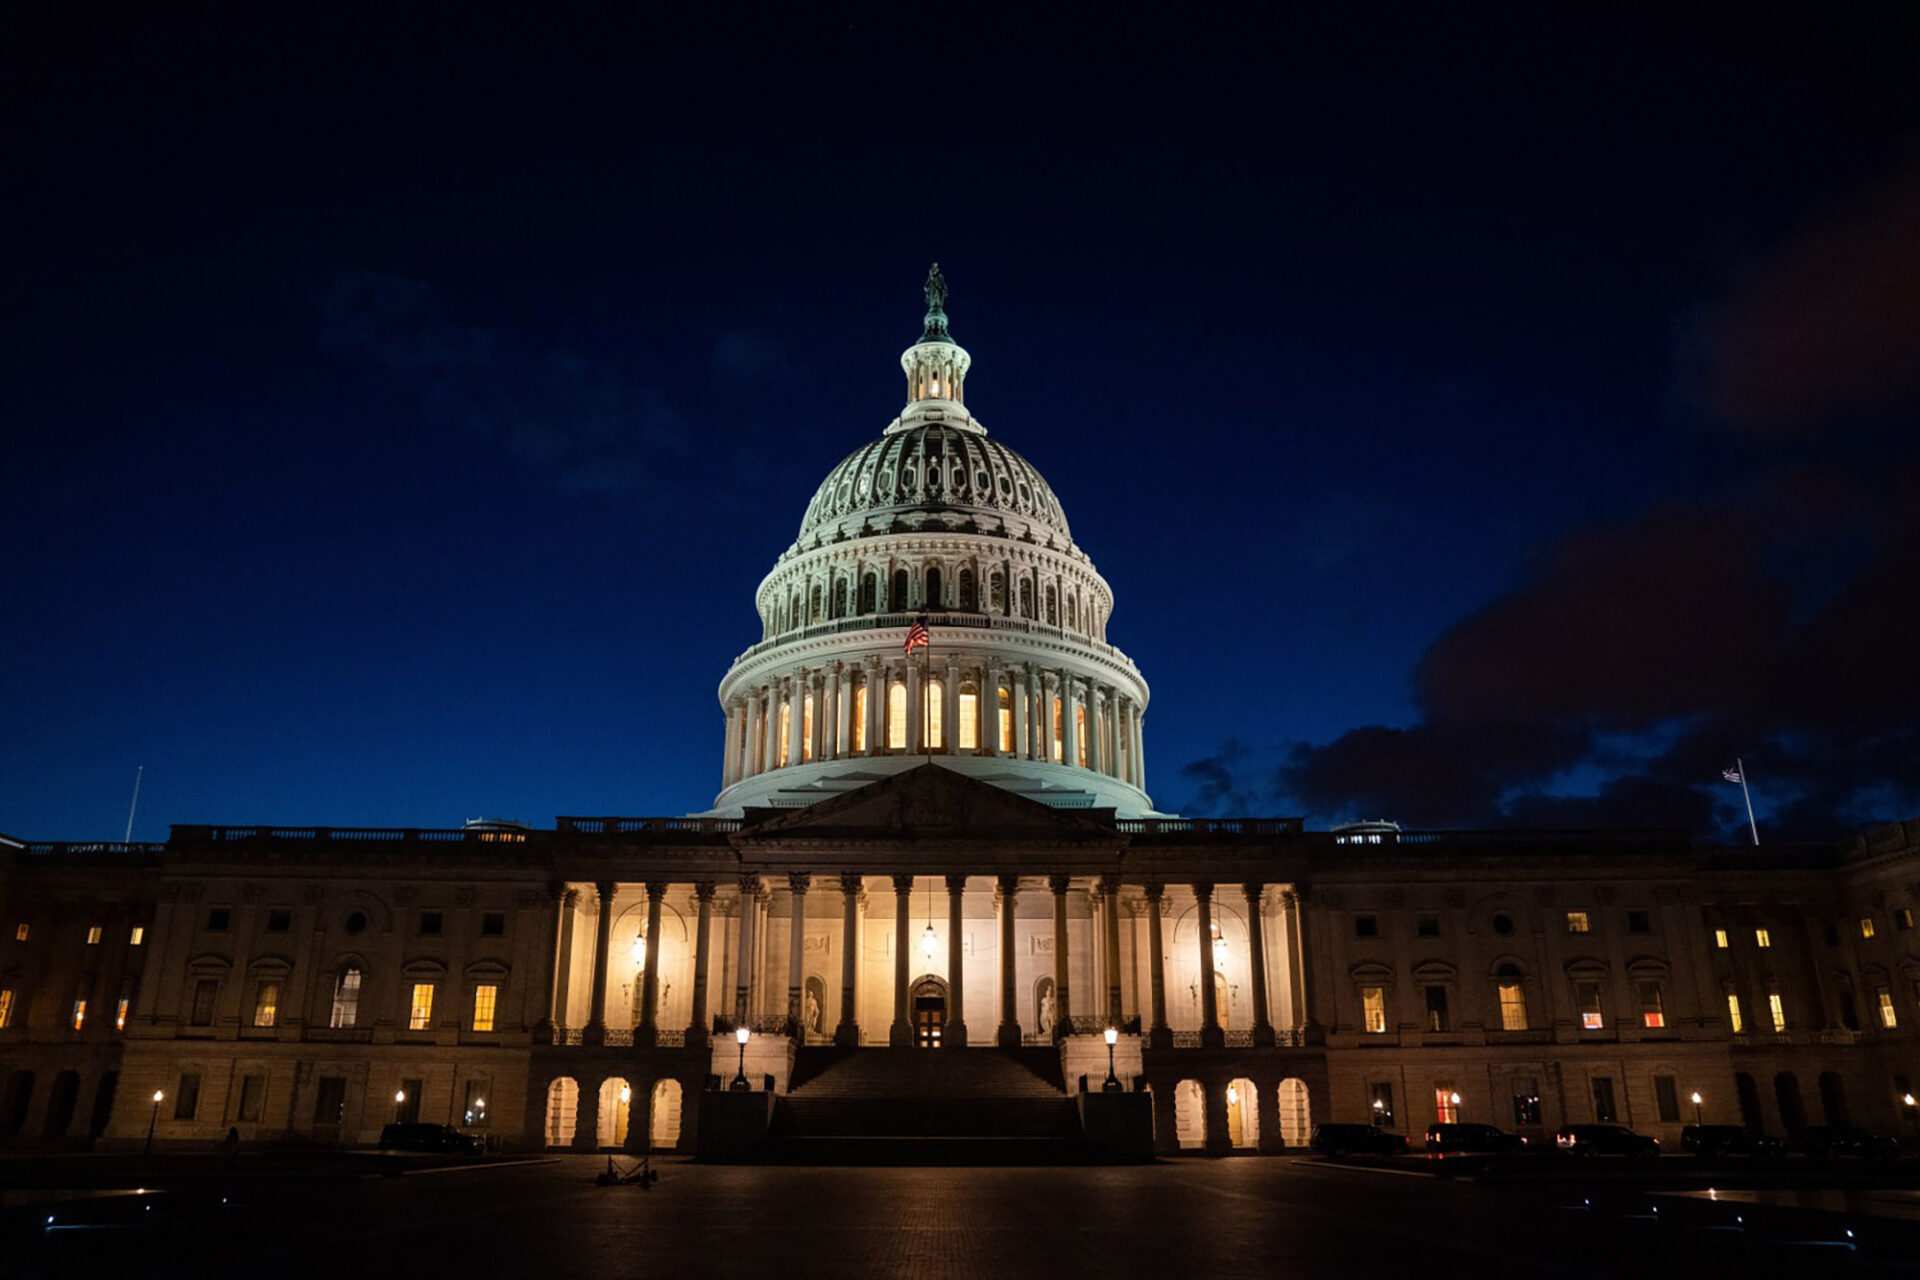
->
[1211,921,1228,969]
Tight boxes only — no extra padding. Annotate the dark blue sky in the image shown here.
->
[7,6,1918,842]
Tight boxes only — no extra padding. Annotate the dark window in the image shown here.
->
[1654,1075,1681,1123]
[1354,915,1378,939]
[925,567,944,610]
[174,1073,201,1120]
[1823,921,1840,947]
[419,911,443,937]
[313,1077,347,1127]
[189,979,219,1026]
[1625,910,1651,934]
[1416,915,1440,938]
[1369,1082,1395,1127]
[1512,1077,1542,1127]
[266,909,292,933]
[236,1074,265,1122]
[396,1078,422,1124]
[891,569,909,609]
[344,911,367,936]
[206,908,231,933]
[1591,1077,1617,1124]
[1424,986,1450,1032]
[1491,913,1515,937]
[480,912,506,937]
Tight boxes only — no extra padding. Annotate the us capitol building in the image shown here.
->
[4,270,1918,1158]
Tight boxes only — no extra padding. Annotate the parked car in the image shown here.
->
[1426,1123,1527,1155]
[1554,1124,1660,1157]
[1310,1123,1409,1157]
[378,1122,484,1154]
[1794,1126,1900,1163]
[1680,1125,1785,1159]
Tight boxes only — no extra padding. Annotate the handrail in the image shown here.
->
[22,841,168,856]
[731,610,1140,670]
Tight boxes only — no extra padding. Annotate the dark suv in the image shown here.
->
[1680,1125,1785,1159]
[1426,1123,1526,1155]
[1310,1123,1409,1157]
[1795,1127,1900,1163]
[1554,1124,1659,1157]
[378,1122,484,1154]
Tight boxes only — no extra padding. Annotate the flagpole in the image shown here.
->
[123,765,144,843]
[923,613,932,766]
[1738,756,1758,846]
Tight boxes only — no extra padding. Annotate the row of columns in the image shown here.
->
[720,660,1146,790]
[558,875,1300,1050]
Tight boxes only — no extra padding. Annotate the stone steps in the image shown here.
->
[773,1096,1081,1138]
[788,1047,1065,1099]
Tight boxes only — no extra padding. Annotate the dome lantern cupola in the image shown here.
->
[898,262,973,415]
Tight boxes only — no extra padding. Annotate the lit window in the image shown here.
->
[887,681,907,750]
[958,686,978,750]
[1877,987,1897,1030]
[472,983,499,1032]
[1768,992,1786,1032]
[86,925,103,945]
[330,967,363,1028]
[925,679,943,750]
[129,925,145,946]
[115,997,129,1031]
[1900,908,1915,931]
[777,703,792,767]
[1497,980,1528,1031]
[1714,928,1729,949]
[1074,703,1088,766]
[1726,991,1744,1033]
[1755,928,1772,949]
[1860,917,1876,940]
[253,981,280,1028]
[851,683,868,752]
[409,983,435,1031]
[1361,986,1387,1034]
[1051,697,1063,761]
[0,989,13,1027]
[1577,981,1605,1030]
[12,923,26,942]
[71,1000,87,1030]
[802,691,815,761]
[1638,981,1665,1029]
[1565,911,1590,934]
[1434,1087,1459,1124]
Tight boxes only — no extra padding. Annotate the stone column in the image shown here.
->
[638,881,665,1047]
[1146,883,1170,1046]
[762,687,780,774]
[1281,890,1316,1034]
[786,674,806,767]
[1243,883,1275,1046]
[832,662,850,760]
[820,668,838,761]
[1203,1079,1231,1156]
[742,694,761,779]
[720,701,739,787]
[906,663,924,754]
[1086,688,1104,775]
[1012,670,1030,758]
[1101,875,1124,1025]
[946,875,969,1045]
[786,873,810,1035]
[808,671,826,762]
[583,881,616,1046]
[1062,674,1080,769]
[1049,875,1073,1042]
[1195,883,1223,1047]
[865,657,884,754]
[943,657,960,753]
[890,874,913,1047]
[982,665,1001,756]
[542,887,577,1040]
[1132,704,1147,789]
[835,874,861,1046]
[734,875,761,1025]
[688,882,714,1046]
[997,875,1021,1047]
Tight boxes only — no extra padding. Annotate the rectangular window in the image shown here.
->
[1654,1075,1680,1123]
[1638,981,1666,1029]
[1755,927,1771,948]
[924,684,942,751]
[13,923,27,942]
[190,978,219,1026]
[1768,991,1787,1032]
[463,1080,491,1127]
[1566,911,1591,934]
[330,969,363,1028]
[851,684,868,753]
[0,989,14,1028]
[71,999,86,1030]
[1877,987,1898,1029]
[1512,1077,1542,1127]
[1860,917,1877,940]
[1361,986,1387,1034]
[86,925,103,945]
[777,702,792,765]
[480,912,506,937]
[1625,910,1651,935]
[802,691,816,760]
[1074,704,1088,767]
[1714,928,1729,949]
[1591,1077,1617,1124]
[1369,1082,1395,1126]
[1424,985,1450,1032]
[253,980,280,1028]
[1726,991,1744,1033]
[1434,1086,1459,1125]
[129,925,145,946]
[419,911,443,937]
[1899,907,1915,931]
[1497,981,1528,1031]
[396,1078,423,1124]
[1354,915,1378,938]
[236,1074,266,1123]
[886,682,906,750]
[313,1077,346,1127]
[958,688,978,750]
[175,1072,202,1120]
[266,909,291,932]
[1051,698,1063,762]
[207,908,231,932]
[1416,915,1440,938]
[408,983,435,1031]
[1577,981,1605,1030]
[472,983,498,1032]
[115,997,129,1031]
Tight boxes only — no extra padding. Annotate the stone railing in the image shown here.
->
[1115,818,1304,837]
[733,610,1140,673]
[556,816,743,834]
[20,841,169,856]
[657,1028,686,1048]
[1222,1030,1254,1048]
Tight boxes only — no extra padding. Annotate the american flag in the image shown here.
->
[903,621,930,655]
[1722,765,1744,784]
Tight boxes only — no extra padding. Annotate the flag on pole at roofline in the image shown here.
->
[904,621,930,655]
[1722,765,1744,784]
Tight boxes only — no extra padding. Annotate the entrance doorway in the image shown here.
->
[912,975,948,1049]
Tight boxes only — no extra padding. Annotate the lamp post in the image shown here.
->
[1102,1025,1121,1092]
[1691,1090,1703,1126]
[731,1025,751,1091]
[144,1090,163,1156]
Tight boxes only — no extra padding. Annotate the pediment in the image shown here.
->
[734,764,1118,847]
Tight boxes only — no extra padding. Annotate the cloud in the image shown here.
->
[1176,739,1263,815]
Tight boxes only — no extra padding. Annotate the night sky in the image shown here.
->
[7,6,1919,843]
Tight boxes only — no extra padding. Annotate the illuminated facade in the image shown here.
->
[2,274,1918,1157]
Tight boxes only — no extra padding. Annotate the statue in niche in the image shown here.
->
[1035,976,1057,1039]
[804,975,826,1036]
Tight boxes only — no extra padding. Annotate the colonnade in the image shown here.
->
[719,659,1146,791]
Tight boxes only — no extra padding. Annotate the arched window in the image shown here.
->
[958,682,978,750]
[997,687,1013,752]
[329,966,363,1029]
[925,678,944,749]
[1019,579,1033,618]
[859,573,877,614]
[851,676,867,753]
[1494,964,1527,1030]
[990,571,1007,614]
[926,567,944,611]
[1045,585,1058,626]
[808,585,822,624]
[958,569,976,611]
[832,578,848,619]
[892,569,910,611]
[887,681,907,750]
[1067,594,1077,629]
[788,590,800,630]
